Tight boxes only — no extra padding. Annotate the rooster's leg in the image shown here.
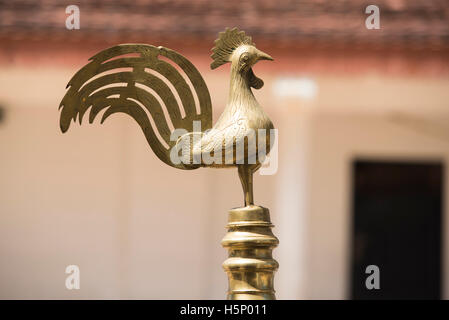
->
[238,165,254,206]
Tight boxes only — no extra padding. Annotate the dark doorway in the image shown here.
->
[351,160,443,299]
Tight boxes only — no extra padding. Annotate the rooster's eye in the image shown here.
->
[241,54,249,63]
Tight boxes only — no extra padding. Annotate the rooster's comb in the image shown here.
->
[210,27,255,70]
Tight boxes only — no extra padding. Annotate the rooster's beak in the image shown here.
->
[256,49,274,61]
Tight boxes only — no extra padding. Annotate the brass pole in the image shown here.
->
[221,205,279,299]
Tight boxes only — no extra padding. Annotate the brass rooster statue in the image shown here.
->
[60,27,279,300]
[59,27,274,206]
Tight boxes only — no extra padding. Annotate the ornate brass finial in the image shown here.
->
[59,28,278,299]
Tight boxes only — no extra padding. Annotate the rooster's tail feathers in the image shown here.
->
[59,44,212,169]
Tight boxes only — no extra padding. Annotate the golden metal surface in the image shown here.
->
[59,27,279,300]
[59,44,212,170]
[222,205,279,300]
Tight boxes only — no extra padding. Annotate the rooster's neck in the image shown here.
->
[227,64,256,109]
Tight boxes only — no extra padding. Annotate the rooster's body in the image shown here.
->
[59,28,274,206]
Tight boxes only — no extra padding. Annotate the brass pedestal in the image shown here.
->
[221,205,279,300]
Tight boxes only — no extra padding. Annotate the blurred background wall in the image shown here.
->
[0,0,448,299]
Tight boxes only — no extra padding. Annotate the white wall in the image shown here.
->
[305,112,449,299]
[0,66,448,299]
[270,73,449,299]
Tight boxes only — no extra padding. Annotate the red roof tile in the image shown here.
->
[0,0,448,49]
